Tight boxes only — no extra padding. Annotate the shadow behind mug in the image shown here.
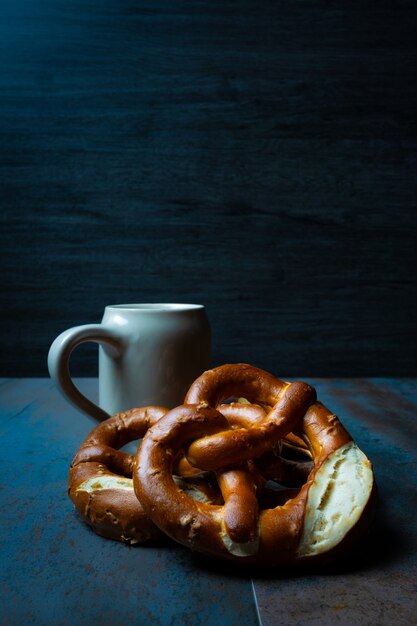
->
[48,303,211,421]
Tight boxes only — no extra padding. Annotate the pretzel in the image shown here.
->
[174,401,312,487]
[188,365,312,459]
[69,406,221,544]
[134,364,375,565]
[173,402,266,478]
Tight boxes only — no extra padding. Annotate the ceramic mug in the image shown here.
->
[48,303,211,421]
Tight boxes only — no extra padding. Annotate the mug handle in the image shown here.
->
[48,324,124,422]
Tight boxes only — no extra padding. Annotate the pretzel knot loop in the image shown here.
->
[133,364,376,565]
[68,406,221,545]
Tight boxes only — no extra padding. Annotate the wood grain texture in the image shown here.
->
[1,0,416,376]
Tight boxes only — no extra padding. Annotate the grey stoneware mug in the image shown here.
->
[48,303,211,422]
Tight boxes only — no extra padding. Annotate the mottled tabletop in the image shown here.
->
[1,378,416,625]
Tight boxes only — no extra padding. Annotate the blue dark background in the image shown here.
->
[1,0,416,377]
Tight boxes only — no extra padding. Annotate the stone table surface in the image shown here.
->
[0,378,416,625]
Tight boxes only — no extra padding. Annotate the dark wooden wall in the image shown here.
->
[1,0,416,377]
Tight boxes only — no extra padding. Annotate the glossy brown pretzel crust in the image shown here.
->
[134,364,374,565]
[69,406,168,543]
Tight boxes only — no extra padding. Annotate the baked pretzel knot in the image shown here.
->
[69,406,221,544]
[134,364,375,565]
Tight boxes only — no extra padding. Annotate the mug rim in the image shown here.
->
[105,303,205,312]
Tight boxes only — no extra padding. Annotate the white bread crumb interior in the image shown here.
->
[298,441,373,557]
